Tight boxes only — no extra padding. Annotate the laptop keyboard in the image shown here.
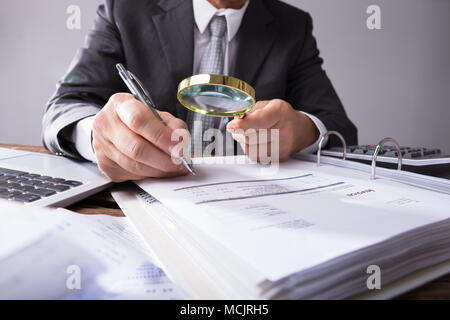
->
[0,167,83,203]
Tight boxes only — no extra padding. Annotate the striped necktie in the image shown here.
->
[187,15,227,156]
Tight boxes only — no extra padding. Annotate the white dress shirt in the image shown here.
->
[72,0,327,162]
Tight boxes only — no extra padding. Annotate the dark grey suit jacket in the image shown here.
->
[42,0,357,159]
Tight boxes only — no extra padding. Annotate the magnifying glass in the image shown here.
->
[177,74,255,119]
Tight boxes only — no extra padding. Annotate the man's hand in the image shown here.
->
[92,93,189,182]
[226,99,319,162]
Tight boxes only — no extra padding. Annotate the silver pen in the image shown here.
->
[116,63,195,175]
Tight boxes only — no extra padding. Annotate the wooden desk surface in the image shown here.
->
[1,142,449,300]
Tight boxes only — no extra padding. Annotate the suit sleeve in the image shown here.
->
[42,0,126,159]
[285,13,358,147]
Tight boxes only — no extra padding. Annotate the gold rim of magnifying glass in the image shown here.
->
[177,74,256,117]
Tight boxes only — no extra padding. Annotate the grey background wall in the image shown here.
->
[1,0,449,152]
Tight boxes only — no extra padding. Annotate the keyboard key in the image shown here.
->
[353,149,366,154]
[366,149,383,156]
[22,180,46,187]
[13,194,41,203]
[4,183,22,190]
[423,149,440,156]
[38,177,64,184]
[22,173,42,179]
[13,185,37,193]
[60,180,83,187]
[404,152,422,159]
[0,175,16,182]
[46,184,71,192]
[0,190,22,199]
[35,182,56,189]
[28,188,56,197]
[34,176,53,182]
[6,177,30,183]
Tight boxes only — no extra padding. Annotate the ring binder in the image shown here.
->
[317,131,347,166]
[371,137,403,179]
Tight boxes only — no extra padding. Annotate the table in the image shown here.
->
[1,143,449,300]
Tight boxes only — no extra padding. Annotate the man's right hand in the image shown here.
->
[92,93,190,182]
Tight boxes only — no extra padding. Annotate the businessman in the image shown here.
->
[43,0,357,181]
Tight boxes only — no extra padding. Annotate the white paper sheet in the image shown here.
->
[0,203,185,299]
[137,157,450,281]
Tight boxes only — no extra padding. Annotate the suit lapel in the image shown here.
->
[232,0,276,88]
[152,0,194,119]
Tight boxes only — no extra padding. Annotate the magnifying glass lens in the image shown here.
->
[180,85,253,114]
[177,74,255,117]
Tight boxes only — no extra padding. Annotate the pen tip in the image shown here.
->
[180,157,196,175]
[188,167,196,176]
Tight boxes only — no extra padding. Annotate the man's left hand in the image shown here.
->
[226,99,319,162]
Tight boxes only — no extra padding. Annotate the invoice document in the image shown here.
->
[137,157,450,281]
[0,202,185,299]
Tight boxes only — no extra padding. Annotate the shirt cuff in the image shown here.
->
[298,112,328,154]
[71,116,97,163]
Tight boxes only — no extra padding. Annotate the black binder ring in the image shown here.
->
[317,131,347,166]
[371,137,402,180]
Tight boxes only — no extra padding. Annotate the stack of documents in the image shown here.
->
[0,202,185,299]
[112,156,450,299]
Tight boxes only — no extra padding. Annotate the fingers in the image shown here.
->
[231,128,275,146]
[115,98,177,155]
[94,145,146,182]
[241,141,276,163]
[247,100,271,114]
[227,99,281,132]
[160,111,188,131]
[240,140,290,163]
[160,112,190,158]
[94,133,186,179]
[94,101,185,173]
[110,115,184,173]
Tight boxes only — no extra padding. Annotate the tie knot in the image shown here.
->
[209,15,227,38]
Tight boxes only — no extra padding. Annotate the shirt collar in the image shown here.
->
[193,0,249,42]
